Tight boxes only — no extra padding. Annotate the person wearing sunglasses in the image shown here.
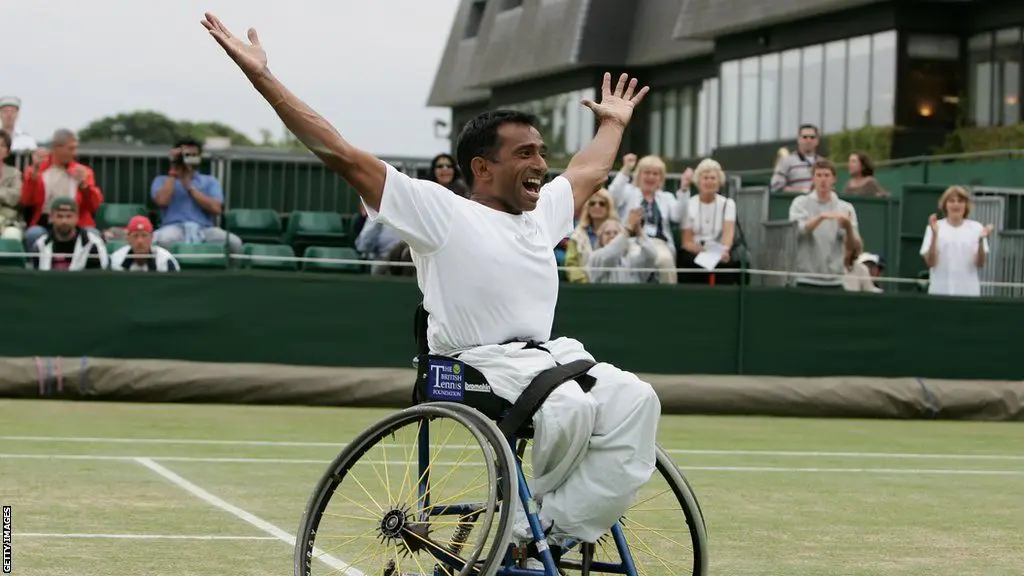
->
[427,153,469,197]
[563,188,619,282]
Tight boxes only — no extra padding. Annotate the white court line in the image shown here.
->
[2,435,1024,461]
[17,533,277,541]
[133,458,364,576]
[1,453,1022,476]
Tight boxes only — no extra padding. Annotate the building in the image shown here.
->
[427,0,1024,171]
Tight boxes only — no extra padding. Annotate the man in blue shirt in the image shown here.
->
[150,137,242,254]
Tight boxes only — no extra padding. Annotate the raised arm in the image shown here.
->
[201,13,386,211]
[562,73,649,214]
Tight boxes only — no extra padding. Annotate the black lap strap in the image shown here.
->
[497,359,597,437]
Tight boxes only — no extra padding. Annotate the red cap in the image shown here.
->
[127,215,153,234]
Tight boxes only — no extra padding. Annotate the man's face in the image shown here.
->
[0,106,17,130]
[128,229,152,253]
[52,138,79,165]
[51,208,78,236]
[488,123,548,212]
[813,168,834,193]
[798,129,819,154]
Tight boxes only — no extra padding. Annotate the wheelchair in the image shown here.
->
[294,305,709,576]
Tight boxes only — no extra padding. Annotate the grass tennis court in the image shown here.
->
[1,399,1022,576]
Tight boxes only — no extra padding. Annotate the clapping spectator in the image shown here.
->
[0,130,25,240]
[32,198,108,271]
[150,138,242,254]
[608,153,689,283]
[110,216,180,272]
[563,187,618,283]
[789,158,862,289]
[920,186,993,297]
[771,124,820,194]
[428,153,469,198]
[678,158,741,285]
[20,129,103,250]
[843,152,889,197]
[586,208,657,284]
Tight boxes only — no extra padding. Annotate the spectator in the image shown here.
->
[150,137,242,254]
[20,129,103,250]
[608,153,690,283]
[788,158,862,289]
[0,97,37,154]
[679,158,741,285]
[427,153,469,198]
[0,130,25,240]
[920,185,993,297]
[771,124,820,194]
[110,216,180,272]
[586,208,657,284]
[563,187,618,283]
[842,244,883,293]
[355,217,403,275]
[32,197,108,271]
[857,252,886,287]
[843,151,889,197]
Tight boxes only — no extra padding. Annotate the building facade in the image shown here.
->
[428,0,1024,171]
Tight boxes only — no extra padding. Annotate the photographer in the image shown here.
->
[150,137,242,254]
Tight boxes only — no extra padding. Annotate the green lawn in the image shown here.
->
[1,399,1021,576]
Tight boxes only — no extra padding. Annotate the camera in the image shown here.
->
[172,149,202,167]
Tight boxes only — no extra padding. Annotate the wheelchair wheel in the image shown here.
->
[294,402,517,576]
[516,441,709,576]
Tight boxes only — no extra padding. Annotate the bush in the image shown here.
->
[826,124,894,164]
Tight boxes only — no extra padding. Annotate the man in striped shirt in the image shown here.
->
[770,124,821,194]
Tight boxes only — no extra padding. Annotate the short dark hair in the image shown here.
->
[799,124,819,136]
[455,110,539,187]
[174,136,203,153]
[813,157,835,175]
[0,129,10,151]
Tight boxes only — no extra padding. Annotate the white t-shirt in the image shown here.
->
[684,194,736,244]
[365,161,575,355]
[919,218,989,297]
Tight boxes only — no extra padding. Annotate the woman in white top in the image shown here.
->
[679,158,740,284]
[920,185,993,297]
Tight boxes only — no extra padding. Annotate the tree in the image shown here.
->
[78,110,256,147]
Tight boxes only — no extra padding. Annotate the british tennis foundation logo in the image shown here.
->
[427,359,466,401]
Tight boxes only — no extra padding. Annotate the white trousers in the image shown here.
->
[457,337,661,543]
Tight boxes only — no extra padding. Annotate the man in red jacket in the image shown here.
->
[20,128,103,249]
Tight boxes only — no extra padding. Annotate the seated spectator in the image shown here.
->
[0,96,38,154]
[20,129,103,249]
[0,130,25,240]
[586,208,657,284]
[679,158,742,285]
[771,124,820,194]
[857,252,886,288]
[355,217,403,275]
[788,158,862,289]
[386,240,415,277]
[428,153,469,198]
[842,244,882,293]
[608,153,690,283]
[32,198,108,271]
[920,185,993,297]
[843,151,889,197]
[110,216,180,272]
[564,187,618,283]
[150,137,242,254]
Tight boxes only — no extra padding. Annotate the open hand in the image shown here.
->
[929,213,939,232]
[581,73,649,129]
[201,13,268,78]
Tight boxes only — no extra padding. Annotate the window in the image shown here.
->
[648,92,663,155]
[501,0,523,9]
[663,90,679,159]
[505,87,595,161]
[779,49,801,137]
[904,34,961,128]
[846,36,872,129]
[464,0,486,39]
[759,53,780,142]
[719,61,740,146]
[739,57,760,144]
[871,31,897,126]
[969,33,994,126]
[995,28,1021,125]
[680,85,695,158]
[801,45,824,128]
[697,77,719,156]
[823,40,847,134]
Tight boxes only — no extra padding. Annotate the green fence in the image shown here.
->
[0,270,1019,381]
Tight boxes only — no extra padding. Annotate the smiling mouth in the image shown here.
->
[522,177,542,199]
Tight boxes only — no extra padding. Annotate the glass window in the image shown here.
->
[663,90,679,158]
[780,49,801,137]
[870,31,897,126]
[680,85,694,158]
[969,33,994,126]
[823,40,847,134]
[578,87,596,151]
[759,53,780,142]
[697,82,708,157]
[846,36,872,129]
[648,92,663,155]
[995,28,1021,125]
[739,57,760,144]
[708,77,719,153]
[719,61,740,146]
[801,45,823,129]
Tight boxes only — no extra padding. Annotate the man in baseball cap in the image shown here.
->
[110,215,180,272]
[33,197,109,271]
[0,96,38,153]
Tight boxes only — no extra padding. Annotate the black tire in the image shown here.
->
[293,402,517,576]
[655,445,709,576]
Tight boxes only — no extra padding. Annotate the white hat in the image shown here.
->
[857,252,883,267]
[0,96,21,109]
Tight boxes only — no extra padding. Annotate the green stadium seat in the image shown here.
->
[244,243,297,271]
[106,240,128,254]
[0,238,27,268]
[226,209,283,243]
[97,203,148,230]
[285,211,348,252]
[302,246,365,274]
[171,242,229,270]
